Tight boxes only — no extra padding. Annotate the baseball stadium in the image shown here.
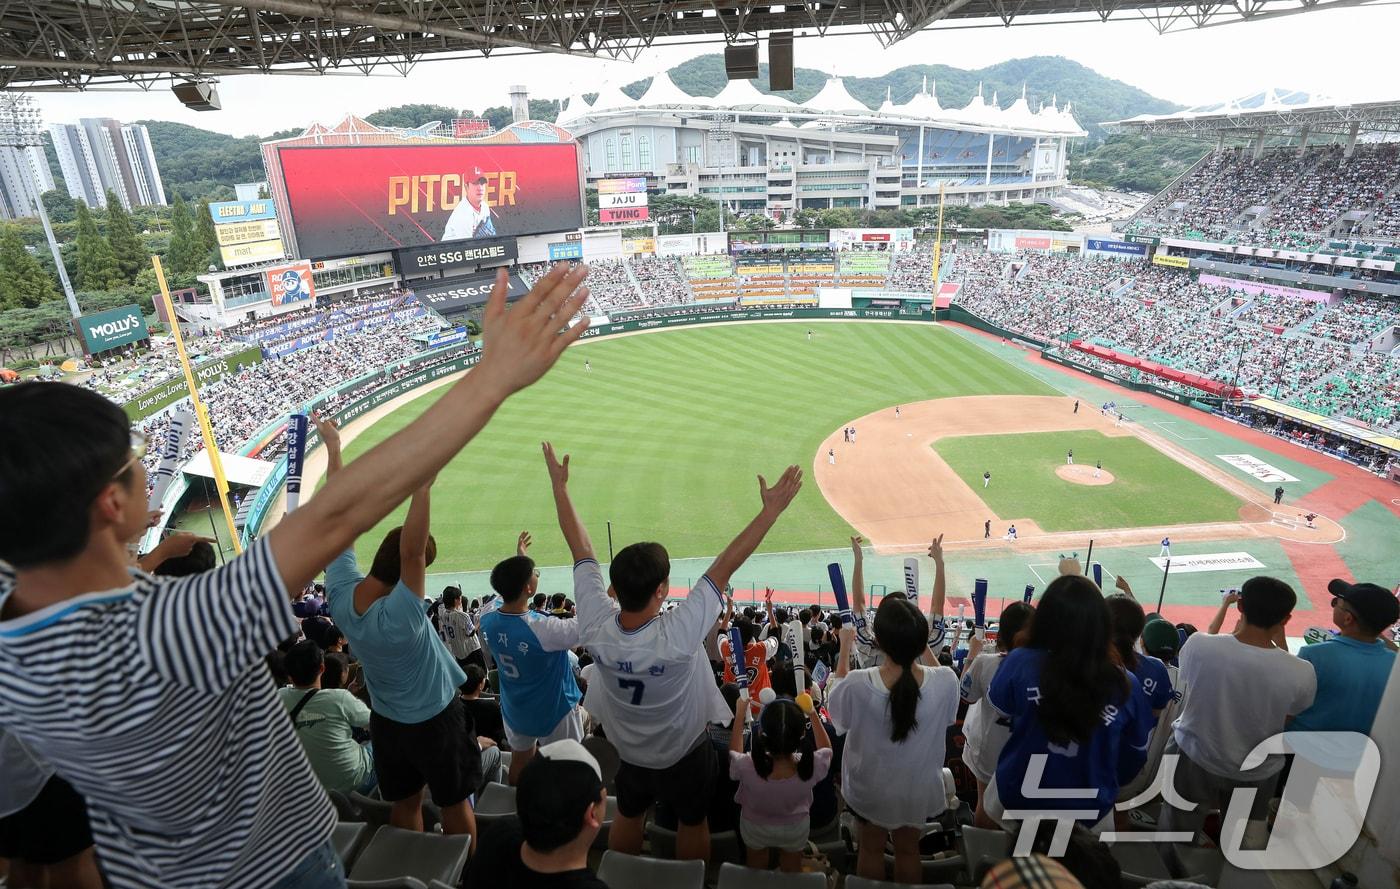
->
[4,2,1400,888]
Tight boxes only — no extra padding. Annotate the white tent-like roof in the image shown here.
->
[557,92,591,127]
[590,81,637,112]
[711,77,794,108]
[771,117,797,128]
[635,72,707,107]
[804,77,868,113]
[878,87,897,114]
[899,76,943,118]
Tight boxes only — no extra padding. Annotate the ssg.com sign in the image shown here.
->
[77,304,149,354]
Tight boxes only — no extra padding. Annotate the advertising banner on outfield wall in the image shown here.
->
[276,143,584,258]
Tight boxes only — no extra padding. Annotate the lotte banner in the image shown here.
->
[276,144,584,258]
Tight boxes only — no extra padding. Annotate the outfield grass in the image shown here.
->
[342,322,1058,571]
[933,430,1243,531]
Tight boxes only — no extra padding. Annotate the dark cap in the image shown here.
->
[516,738,618,852]
[1141,618,1179,658]
[1328,579,1400,633]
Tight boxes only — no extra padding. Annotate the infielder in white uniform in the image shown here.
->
[545,441,803,862]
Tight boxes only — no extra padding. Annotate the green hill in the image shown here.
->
[624,54,1180,140]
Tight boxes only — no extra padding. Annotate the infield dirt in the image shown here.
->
[813,395,1341,553]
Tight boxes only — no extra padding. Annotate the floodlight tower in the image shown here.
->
[0,93,80,318]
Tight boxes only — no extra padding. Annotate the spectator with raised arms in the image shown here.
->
[546,440,803,862]
[0,262,592,889]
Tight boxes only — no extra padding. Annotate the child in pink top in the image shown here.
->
[729,692,833,872]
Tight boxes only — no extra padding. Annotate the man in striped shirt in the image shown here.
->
[0,264,592,889]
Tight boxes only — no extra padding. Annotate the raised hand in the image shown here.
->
[475,263,591,398]
[1115,575,1134,595]
[927,533,945,563]
[850,535,864,562]
[161,531,215,559]
[542,441,570,487]
[310,410,340,449]
[517,531,533,557]
[758,465,803,517]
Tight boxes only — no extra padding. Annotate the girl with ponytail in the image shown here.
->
[828,595,960,882]
[728,693,832,872]
[985,574,1156,828]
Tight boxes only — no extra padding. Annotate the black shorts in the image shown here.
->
[0,775,93,865]
[371,696,481,808]
[615,734,715,826]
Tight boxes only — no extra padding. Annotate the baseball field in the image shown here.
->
[267,317,1400,632]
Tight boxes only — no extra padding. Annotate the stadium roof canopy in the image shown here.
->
[1,0,1390,90]
[1105,89,1400,138]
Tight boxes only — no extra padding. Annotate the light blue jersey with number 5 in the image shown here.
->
[478,608,581,737]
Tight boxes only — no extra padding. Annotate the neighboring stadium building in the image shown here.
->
[559,73,1086,217]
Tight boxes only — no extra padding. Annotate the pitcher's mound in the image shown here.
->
[1057,464,1114,486]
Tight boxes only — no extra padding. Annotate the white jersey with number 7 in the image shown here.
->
[573,559,730,769]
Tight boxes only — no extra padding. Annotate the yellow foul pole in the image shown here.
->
[152,256,242,554]
[930,181,947,290]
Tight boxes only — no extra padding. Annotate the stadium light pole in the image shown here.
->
[0,93,81,319]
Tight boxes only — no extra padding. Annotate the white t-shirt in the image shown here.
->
[437,608,478,659]
[441,196,493,240]
[854,608,948,668]
[958,651,1010,785]
[827,665,959,828]
[574,559,730,769]
[1172,633,1316,779]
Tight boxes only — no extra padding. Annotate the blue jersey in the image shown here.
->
[1132,654,1175,711]
[988,648,1154,823]
[478,608,581,738]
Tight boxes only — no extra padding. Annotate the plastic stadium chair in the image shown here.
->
[346,825,470,889]
[645,822,678,858]
[332,822,370,870]
[846,877,955,889]
[715,861,828,889]
[348,792,442,832]
[597,850,706,889]
[958,825,1012,875]
[474,782,516,816]
[328,789,360,821]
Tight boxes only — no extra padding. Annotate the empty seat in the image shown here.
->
[597,850,706,889]
[346,825,471,889]
[846,878,955,889]
[474,782,516,816]
[959,825,1012,874]
[328,789,360,821]
[715,861,827,889]
[332,822,370,869]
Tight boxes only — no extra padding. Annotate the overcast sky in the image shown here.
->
[30,3,1400,137]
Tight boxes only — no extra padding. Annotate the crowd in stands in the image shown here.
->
[949,248,1400,433]
[3,266,1396,888]
[1126,143,1400,250]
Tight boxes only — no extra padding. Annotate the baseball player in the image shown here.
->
[828,448,836,465]
[441,166,495,240]
[806,329,813,341]
[1274,486,1284,505]
[983,471,991,489]
[584,359,591,373]
[1073,399,1080,414]
[850,427,856,444]
[1094,460,1102,478]
[1159,536,1171,557]
[1066,449,1074,465]
[895,406,901,419]
[1303,512,1318,528]
[1006,524,1018,541]
[984,519,991,539]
